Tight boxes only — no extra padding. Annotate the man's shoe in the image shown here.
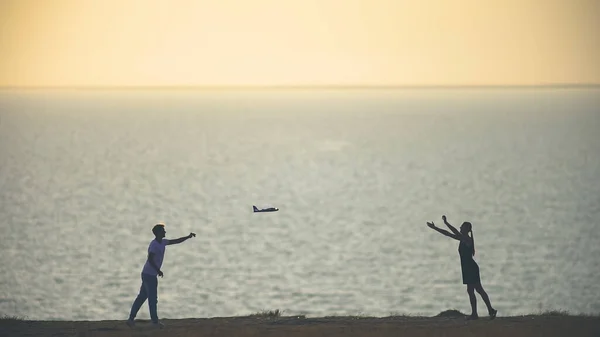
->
[465,314,479,320]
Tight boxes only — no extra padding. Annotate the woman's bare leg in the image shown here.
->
[475,283,497,319]
[467,284,478,318]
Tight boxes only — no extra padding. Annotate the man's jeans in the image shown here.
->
[129,273,159,323]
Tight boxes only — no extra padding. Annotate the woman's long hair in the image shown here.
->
[470,227,475,256]
[464,222,475,256]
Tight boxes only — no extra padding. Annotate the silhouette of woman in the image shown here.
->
[427,215,497,320]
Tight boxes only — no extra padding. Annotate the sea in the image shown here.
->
[0,88,599,321]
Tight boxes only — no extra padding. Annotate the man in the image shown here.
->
[127,223,195,328]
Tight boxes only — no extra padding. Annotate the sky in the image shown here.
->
[0,0,599,87]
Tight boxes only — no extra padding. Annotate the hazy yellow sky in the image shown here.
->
[1,0,598,87]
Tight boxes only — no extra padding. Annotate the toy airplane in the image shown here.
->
[253,205,279,213]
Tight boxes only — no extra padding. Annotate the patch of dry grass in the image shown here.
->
[249,309,282,318]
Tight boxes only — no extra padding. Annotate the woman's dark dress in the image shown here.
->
[459,240,480,284]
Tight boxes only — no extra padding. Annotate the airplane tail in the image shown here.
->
[253,206,259,212]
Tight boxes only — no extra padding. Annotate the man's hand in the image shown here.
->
[427,221,436,229]
[442,215,447,223]
[167,233,197,245]
[158,270,164,278]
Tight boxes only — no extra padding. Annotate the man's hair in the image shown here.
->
[152,223,165,236]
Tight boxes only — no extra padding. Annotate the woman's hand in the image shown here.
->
[427,221,436,229]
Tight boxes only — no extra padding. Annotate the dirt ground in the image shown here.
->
[2,314,599,337]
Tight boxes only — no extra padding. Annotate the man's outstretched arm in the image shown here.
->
[166,233,196,245]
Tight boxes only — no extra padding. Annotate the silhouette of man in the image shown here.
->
[126,223,195,328]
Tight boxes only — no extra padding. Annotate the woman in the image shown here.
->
[427,215,497,320]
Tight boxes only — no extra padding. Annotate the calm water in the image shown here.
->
[0,88,599,320]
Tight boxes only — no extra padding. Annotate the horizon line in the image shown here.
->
[1,83,599,91]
